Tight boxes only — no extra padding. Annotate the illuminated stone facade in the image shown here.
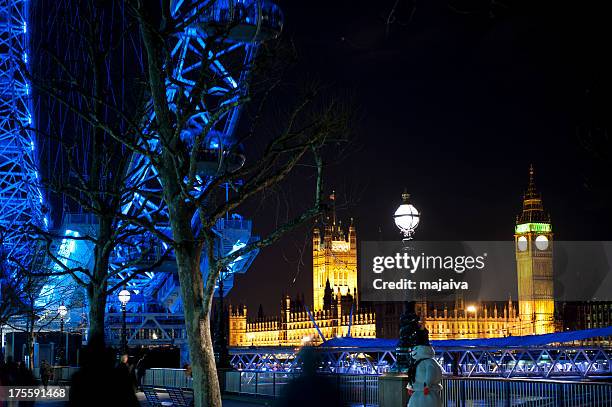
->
[228,298,376,347]
[229,194,376,346]
[410,298,523,339]
[414,167,553,339]
[229,171,555,346]
[513,165,555,335]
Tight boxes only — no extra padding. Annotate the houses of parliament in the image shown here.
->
[228,168,556,346]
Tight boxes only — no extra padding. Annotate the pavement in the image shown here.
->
[135,391,273,407]
[32,392,271,406]
[221,395,273,406]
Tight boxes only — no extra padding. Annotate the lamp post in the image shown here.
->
[118,289,131,354]
[57,304,67,365]
[394,190,420,242]
[394,190,422,372]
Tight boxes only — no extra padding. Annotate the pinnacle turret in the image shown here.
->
[517,165,550,224]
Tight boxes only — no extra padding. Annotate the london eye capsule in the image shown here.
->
[178,0,284,42]
[168,0,283,176]
[194,132,246,177]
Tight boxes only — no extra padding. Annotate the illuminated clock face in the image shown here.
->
[535,235,549,250]
[518,236,528,251]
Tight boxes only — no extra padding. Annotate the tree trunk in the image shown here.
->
[87,280,108,351]
[87,222,111,352]
[27,315,35,370]
[194,312,221,407]
[174,235,221,407]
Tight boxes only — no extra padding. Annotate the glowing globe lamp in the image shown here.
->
[394,191,420,241]
[118,289,131,306]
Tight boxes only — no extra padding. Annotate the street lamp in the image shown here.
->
[393,191,422,372]
[394,190,420,242]
[57,304,68,365]
[118,289,131,354]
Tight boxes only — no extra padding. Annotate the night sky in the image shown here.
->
[227,0,612,314]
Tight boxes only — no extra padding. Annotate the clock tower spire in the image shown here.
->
[515,165,555,335]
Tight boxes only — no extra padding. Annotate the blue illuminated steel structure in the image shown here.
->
[0,0,45,264]
[101,1,283,349]
[112,0,282,302]
[0,1,281,342]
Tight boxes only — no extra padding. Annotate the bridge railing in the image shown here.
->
[230,345,612,379]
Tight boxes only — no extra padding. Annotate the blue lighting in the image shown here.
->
[54,230,80,271]
[113,0,282,303]
[0,0,45,267]
[3,1,282,331]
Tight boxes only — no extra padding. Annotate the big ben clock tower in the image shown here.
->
[515,165,555,335]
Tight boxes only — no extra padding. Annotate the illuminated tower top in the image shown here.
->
[514,165,555,335]
[312,192,357,311]
[515,165,551,234]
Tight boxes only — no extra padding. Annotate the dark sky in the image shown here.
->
[228,0,612,314]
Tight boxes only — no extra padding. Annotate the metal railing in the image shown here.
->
[225,370,379,406]
[143,368,193,389]
[230,345,612,379]
[138,367,612,406]
[224,370,612,407]
[32,366,79,384]
[443,377,612,407]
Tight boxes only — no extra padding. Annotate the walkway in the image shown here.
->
[32,392,271,406]
[135,392,272,407]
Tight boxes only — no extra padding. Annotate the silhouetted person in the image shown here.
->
[5,357,18,385]
[135,353,148,390]
[40,359,53,389]
[17,361,35,385]
[16,361,35,407]
[117,353,137,392]
[275,348,342,407]
[0,356,8,387]
[69,337,139,406]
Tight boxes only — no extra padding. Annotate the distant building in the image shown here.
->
[560,301,612,345]
[385,166,555,338]
[229,193,376,346]
[229,168,560,346]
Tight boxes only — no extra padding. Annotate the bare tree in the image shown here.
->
[0,245,25,329]
[26,0,168,350]
[122,3,351,405]
[0,238,81,369]
[25,1,347,404]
